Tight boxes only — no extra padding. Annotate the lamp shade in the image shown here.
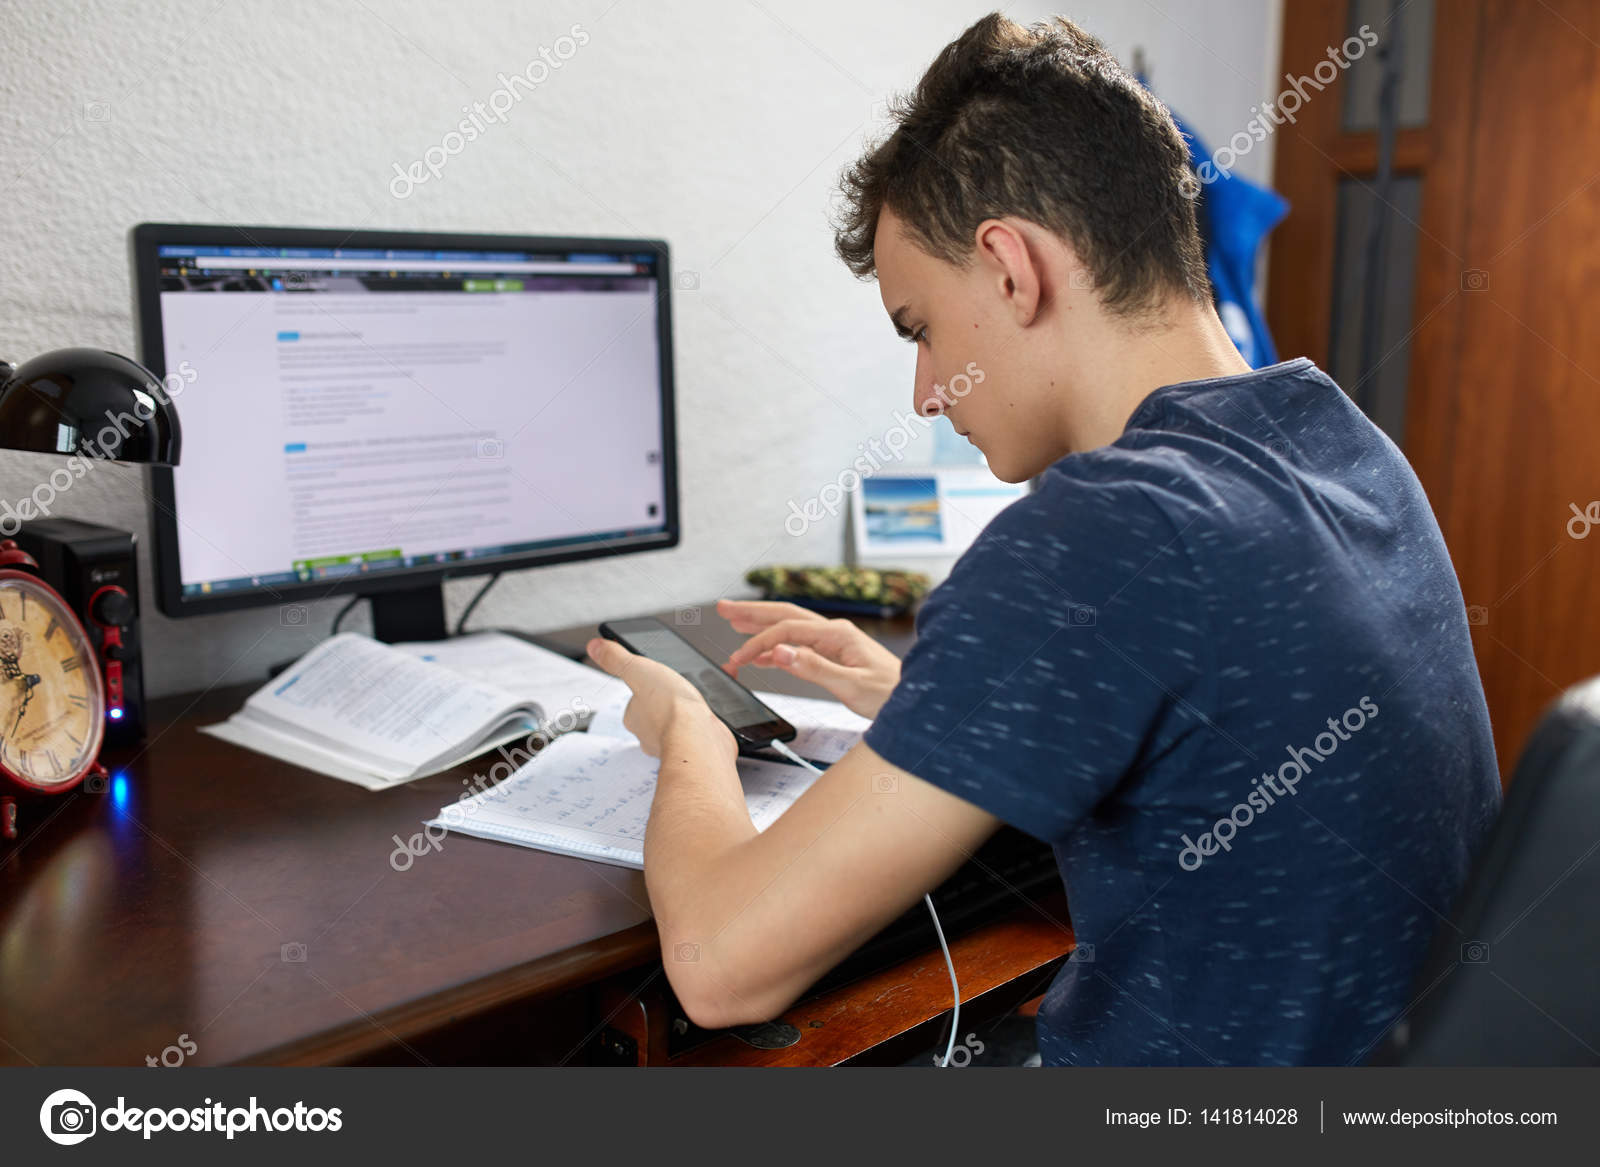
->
[0,347,181,465]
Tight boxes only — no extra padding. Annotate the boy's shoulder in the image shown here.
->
[955,441,1203,578]
[928,453,1199,640]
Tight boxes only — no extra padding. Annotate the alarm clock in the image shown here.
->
[0,539,107,840]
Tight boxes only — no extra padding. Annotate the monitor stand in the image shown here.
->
[369,583,448,643]
[368,581,587,661]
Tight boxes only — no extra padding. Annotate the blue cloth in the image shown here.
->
[864,359,1501,1066]
[1180,118,1288,368]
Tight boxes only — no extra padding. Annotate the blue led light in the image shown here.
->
[111,773,129,809]
[109,708,124,721]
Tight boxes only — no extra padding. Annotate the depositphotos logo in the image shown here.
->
[39,1087,343,1143]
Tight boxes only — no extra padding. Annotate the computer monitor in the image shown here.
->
[130,223,679,641]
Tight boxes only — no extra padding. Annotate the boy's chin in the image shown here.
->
[981,448,1043,484]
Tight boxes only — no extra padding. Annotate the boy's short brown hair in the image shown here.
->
[834,13,1210,315]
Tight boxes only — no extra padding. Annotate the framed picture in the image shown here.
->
[852,467,1027,558]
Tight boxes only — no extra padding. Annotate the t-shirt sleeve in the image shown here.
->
[863,476,1211,842]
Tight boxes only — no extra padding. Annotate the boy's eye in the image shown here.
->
[911,326,928,345]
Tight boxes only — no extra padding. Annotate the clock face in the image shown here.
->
[0,572,105,792]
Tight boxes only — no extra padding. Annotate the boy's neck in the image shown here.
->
[1066,301,1253,452]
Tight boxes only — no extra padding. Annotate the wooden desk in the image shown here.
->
[0,606,1072,1067]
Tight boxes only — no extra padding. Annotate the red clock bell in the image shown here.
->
[0,539,107,840]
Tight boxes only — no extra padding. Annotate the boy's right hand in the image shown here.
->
[717,598,902,720]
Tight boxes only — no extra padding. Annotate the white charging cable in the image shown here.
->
[768,738,962,1068]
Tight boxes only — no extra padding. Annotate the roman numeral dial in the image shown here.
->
[0,570,105,792]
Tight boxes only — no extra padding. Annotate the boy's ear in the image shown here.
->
[973,218,1044,327]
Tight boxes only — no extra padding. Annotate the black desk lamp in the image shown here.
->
[0,347,181,464]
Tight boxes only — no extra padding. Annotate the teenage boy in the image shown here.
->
[586,13,1500,1066]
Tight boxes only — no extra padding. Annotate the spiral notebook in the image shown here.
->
[425,731,825,869]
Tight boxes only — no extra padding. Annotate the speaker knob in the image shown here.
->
[92,586,134,627]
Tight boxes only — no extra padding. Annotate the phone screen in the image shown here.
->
[602,620,795,744]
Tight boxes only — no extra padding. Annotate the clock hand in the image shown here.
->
[11,674,39,736]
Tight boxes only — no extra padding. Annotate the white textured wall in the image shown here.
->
[0,0,1282,698]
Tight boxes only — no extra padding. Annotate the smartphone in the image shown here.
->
[598,617,797,753]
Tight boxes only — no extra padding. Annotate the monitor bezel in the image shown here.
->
[130,222,681,620]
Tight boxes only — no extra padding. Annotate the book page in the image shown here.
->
[203,708,543,789]
[241,633,525,771]
[429,732,823,869]
[396,632,633,730]
[199,716,408,789]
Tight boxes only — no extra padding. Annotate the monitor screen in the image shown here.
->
[131,226,678,619]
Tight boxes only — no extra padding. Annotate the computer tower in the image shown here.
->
[14,518,146,746]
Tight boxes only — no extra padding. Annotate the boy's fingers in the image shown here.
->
[716,598,824,633]
[586,637,633,679]
[775,644,854,693]
[724,619,830,670]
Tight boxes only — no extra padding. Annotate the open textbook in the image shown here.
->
[426,691,870,868]
[200,629,872,812]
[200,631,633,790]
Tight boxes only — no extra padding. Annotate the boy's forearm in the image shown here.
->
[642,712,756,938]
[642,711,776,1025]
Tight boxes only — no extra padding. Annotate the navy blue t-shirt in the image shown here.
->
[864,358,1501,1066]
